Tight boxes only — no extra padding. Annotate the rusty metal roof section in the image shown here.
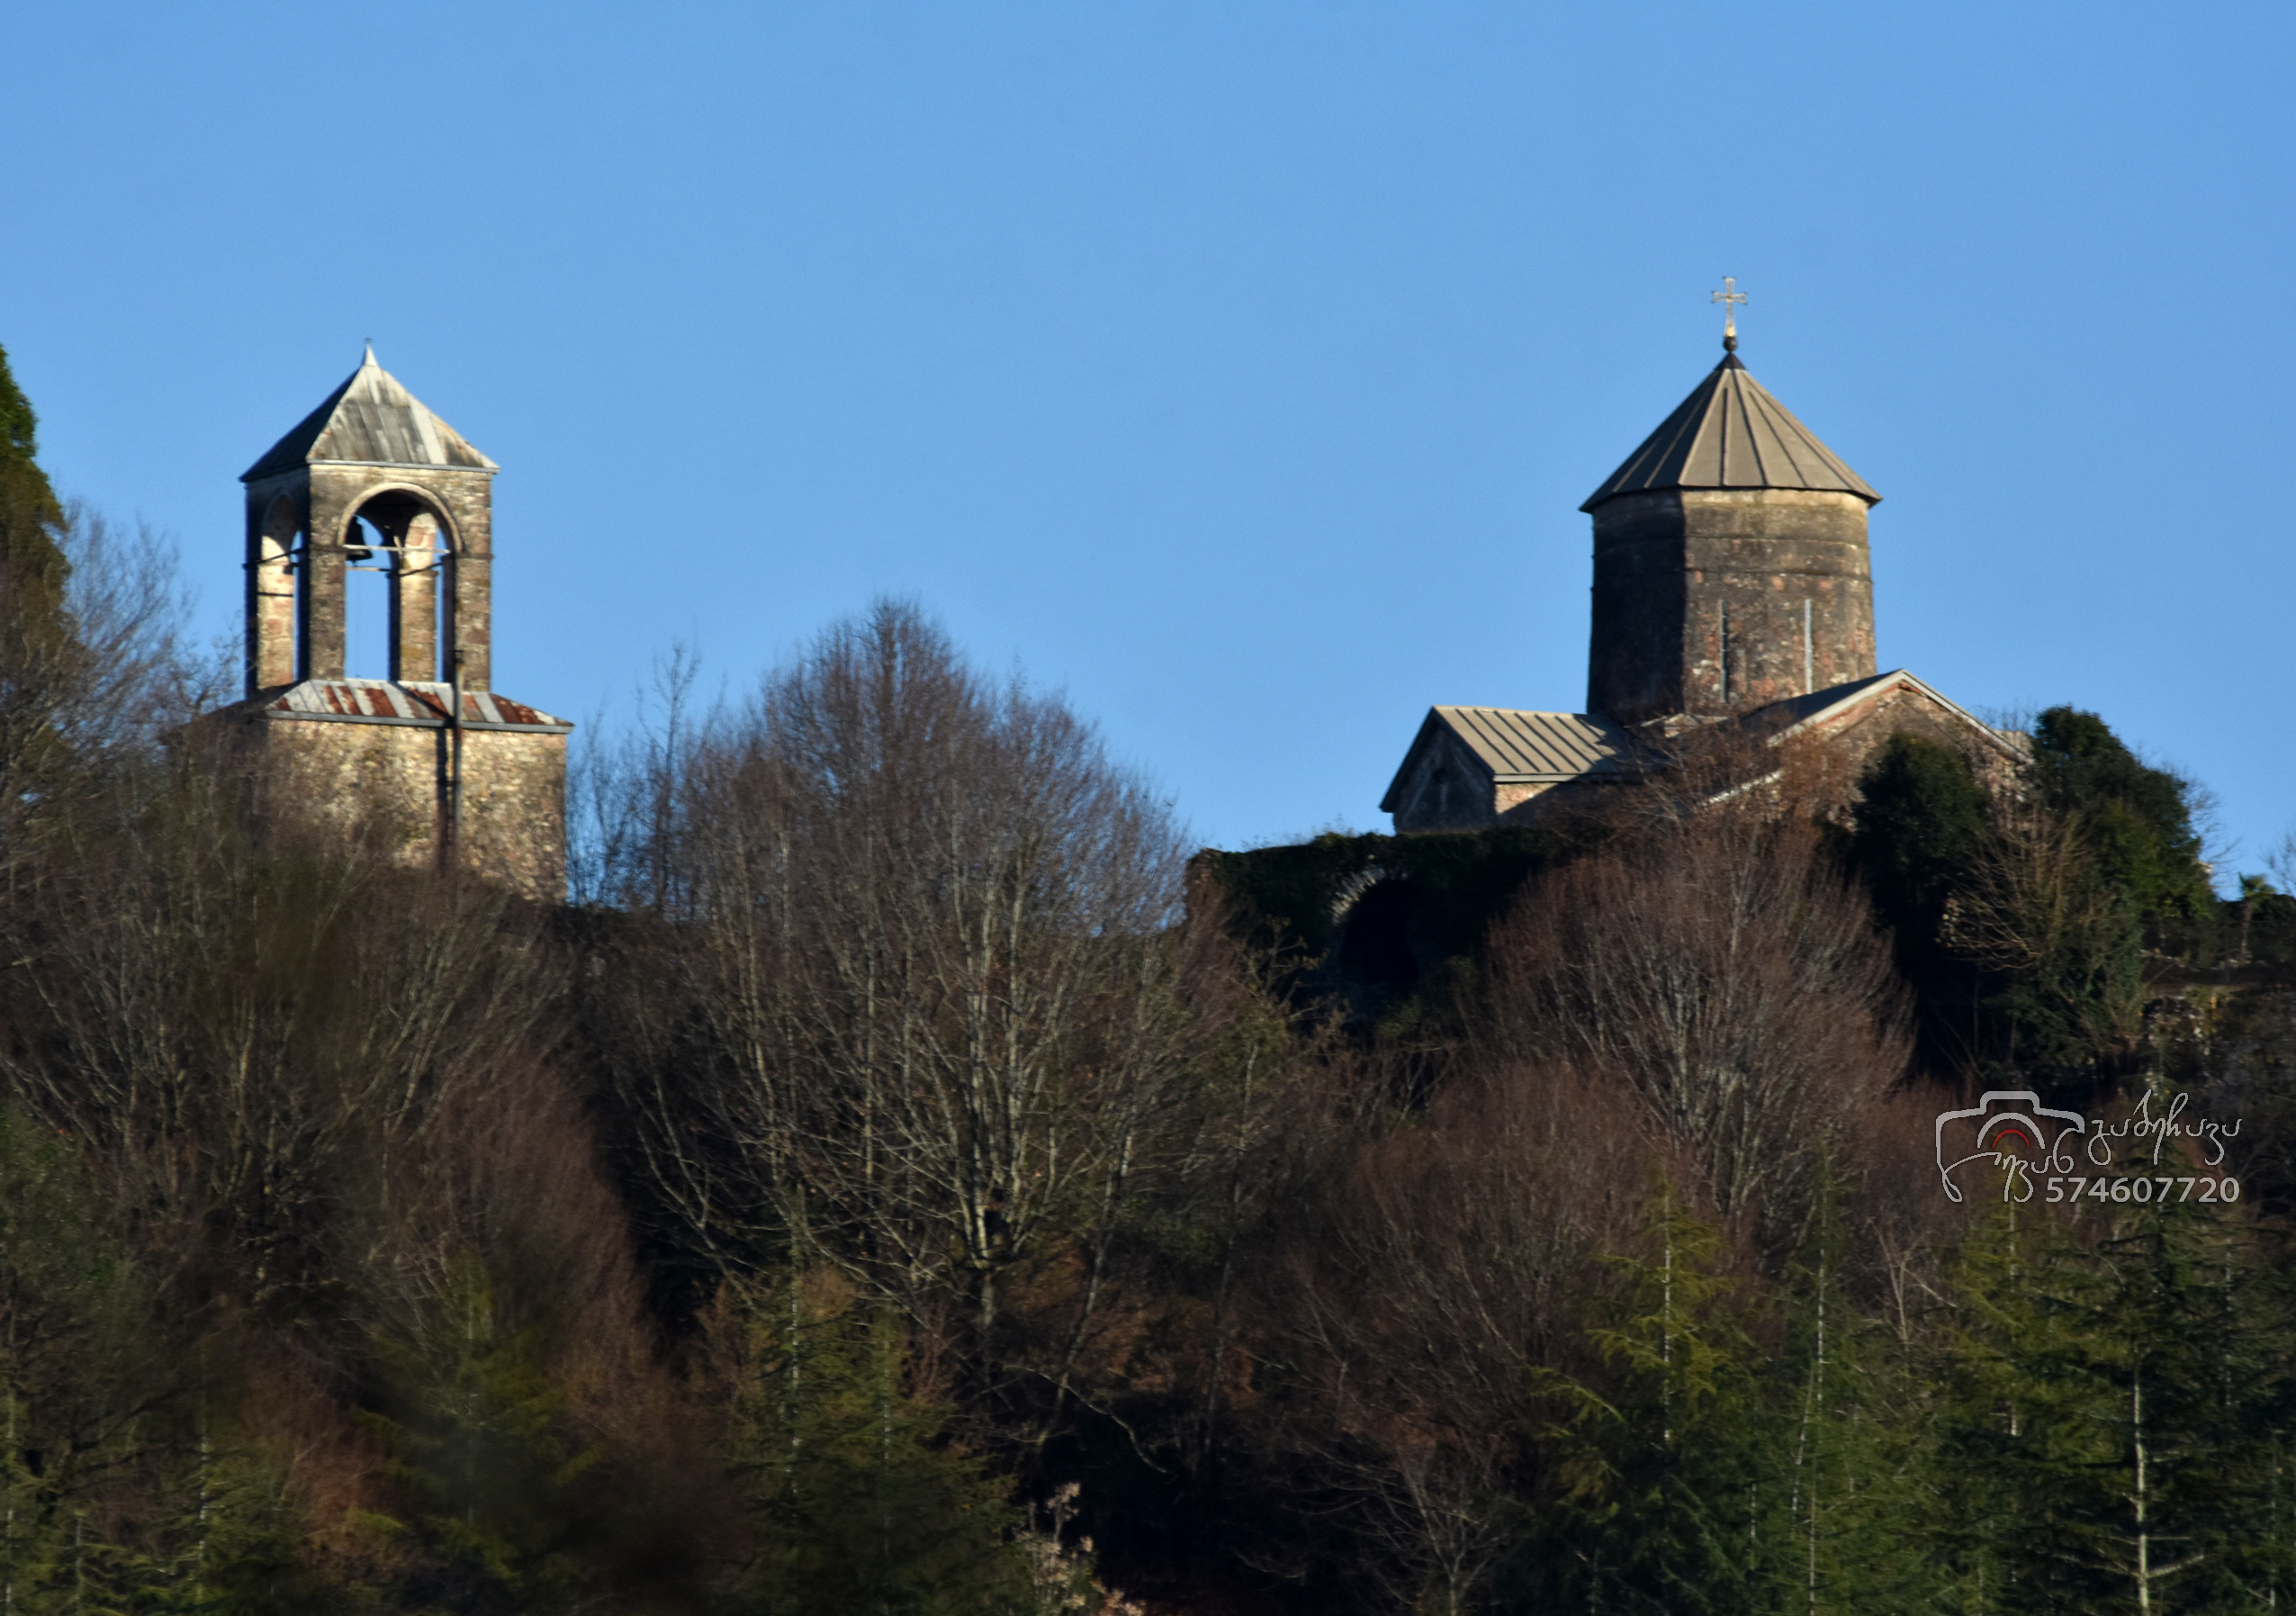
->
[1581,348,1878,511]
[249,679,571,732]
[1380,705,1644,812]
[242,346,499,482]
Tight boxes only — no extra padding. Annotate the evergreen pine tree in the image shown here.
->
[0,1111,167,1616]
[1516,1188,1772,1615]
[0,340,67,620]
[1763,1173,1940,1616]
[357,1260,602,1615]
[1932,1180,2282,1614]
[734,1268,1036,1616]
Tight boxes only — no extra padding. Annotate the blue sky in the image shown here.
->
[6,2,2291,870]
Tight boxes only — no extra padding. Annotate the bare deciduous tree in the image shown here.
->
[1482,797,1908,1238]
[1267,1061,1648,1614]
[0,781,564,1313]
[0,504,201,887]
[590,601,1205,1404]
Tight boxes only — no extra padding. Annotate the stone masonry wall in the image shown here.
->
[1391,728,1501,832]
[1589,488,1876,724]
[1781,682,2024,812]
[1586,490,1691,723]
[246,718,565,901]
[457,729,568,899]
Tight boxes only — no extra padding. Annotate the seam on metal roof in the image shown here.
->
[243,356,498,481]
[1431,706,1643,779]
[1582,353,1878,510]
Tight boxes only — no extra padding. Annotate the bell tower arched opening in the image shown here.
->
[340,492,451,683]
[251,494,301,690]
[342,515,390,680]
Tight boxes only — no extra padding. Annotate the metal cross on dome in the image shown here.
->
[1712,277,1747,348]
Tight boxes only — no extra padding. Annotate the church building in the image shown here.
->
[209,349,571,898]
[1381,307,2018,830]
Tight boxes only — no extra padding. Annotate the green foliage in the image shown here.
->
[1847,736,1996,1072]
[1931,1193,2292,1614]
[730,1270,1051,1616]
[1848,734,1991,961]
[1847,715,2208,1086]
[1,1442,336,1616]
[0,339,68,621]
[2030,708,2212,927]
[1519,1185,1934,1616]
[1984,890,2147,1085]
[1195,823,1597,1019]
[1498,1170,2296,1616]
[0,1109,323,1615]
[357,1261,602,1616]
[1751,1181,1936,1616]
[156,1444,349,1616]
[0,1108,157,1612]
[2241,889,2296,970]
[1514,1191,1774,1615]
[2214,879,2296,974]
[0,341,41,464]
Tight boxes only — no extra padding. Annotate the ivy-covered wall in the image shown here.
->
[1192,821,1603,1006]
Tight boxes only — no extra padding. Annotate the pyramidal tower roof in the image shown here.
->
[242,345,498,482]
[1580,346,1877,512]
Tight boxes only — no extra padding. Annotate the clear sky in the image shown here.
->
[5,2,2291,871]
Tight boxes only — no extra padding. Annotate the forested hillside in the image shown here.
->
[5,346,2296,1614]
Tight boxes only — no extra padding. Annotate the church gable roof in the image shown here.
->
[1754,668,2026,763]
[1581,350,1878,512]
[1379,705,1644,814]
[242,347,498,481]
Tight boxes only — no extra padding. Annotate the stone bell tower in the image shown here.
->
[221,348,569,898]
[1580,314,1880,726]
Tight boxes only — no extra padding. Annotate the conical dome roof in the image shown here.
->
[241,346,497,481]
[1580,349,1877,512]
